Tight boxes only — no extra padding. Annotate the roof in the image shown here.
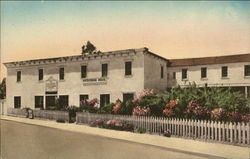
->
[3,47,168,68]
[168,53,250,67]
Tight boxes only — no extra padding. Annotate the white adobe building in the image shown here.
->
[4,47,168,110]
[3,46,250,110]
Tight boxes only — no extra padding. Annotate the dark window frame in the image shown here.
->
[181,69,188,80]
[80,94,89,102]
[201,67,207,78]
[17,71,21,82]
[14,96,21,108]
[123,93,134,102]
[102,63,108,77]
[160,66,164,79]
[221,66,228,78]
[38,69,43,81]
[35,96,44,108]
[244,65,250,76]
[81,65,87,78]
[100,94,110,107]
[173,72,176,79]
[59,95,69,107]
[59,67,64,80]
[125,61,132,76]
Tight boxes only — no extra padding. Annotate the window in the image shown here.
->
[244,65,250,76]
[160,66,164,79]
[38,69,43,81]
[14,96,21,108]
[201,67,207,78]
[123,93,134,102]
[59,67,64,80]
[80,94,89,102]
[59,95,69,107]
[35,96,43,108]
[45,96,56,108]
[17,71,21,82]
[182,69,187,80]
[100,94,110,107]
[81,65,87,78]
[125,61,132,76]
[173,72,176,79]
[102,64,108,77]
[221,66,228,78]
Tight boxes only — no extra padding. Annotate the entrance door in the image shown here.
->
[46,96,56,109]
[100,94,110,107]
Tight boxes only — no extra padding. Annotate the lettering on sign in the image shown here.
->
[82,77,107,85]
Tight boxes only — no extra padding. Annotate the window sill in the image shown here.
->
[59,79,65,82]
[221,77,229,80]
[201,78,208,81]
[181,78,188,81]
[244,76,250,79]
[16,81,22,83]
[38,80,44,83]
[125,75,133,78]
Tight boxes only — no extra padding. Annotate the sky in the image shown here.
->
[0,1,250,79]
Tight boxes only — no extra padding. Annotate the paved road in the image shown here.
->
[1,120,215,159]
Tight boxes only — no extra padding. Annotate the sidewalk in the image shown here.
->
[1,115,249,159]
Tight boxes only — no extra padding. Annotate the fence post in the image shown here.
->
[242,122,245,145]
[246,122,249,145]
[238,122,241,144]
[229,122,233,143]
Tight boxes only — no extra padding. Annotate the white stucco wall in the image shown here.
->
[144,53,168,93]
[167,62,250,88]
[5,51,145,109]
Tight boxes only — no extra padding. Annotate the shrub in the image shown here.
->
[132,106,150,116]
[185,100,209,120]
[80,98,99,113]
[56,119,65,123]
[97,103,114,114]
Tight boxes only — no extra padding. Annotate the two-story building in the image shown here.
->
[4,47,168,109]
[3,46,250,110]
[167,54,250,98]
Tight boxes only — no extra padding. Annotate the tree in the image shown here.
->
[82,41,97,54]
[0,78,6,99]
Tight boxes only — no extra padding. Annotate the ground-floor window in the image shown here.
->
[123,93,134,102]
[59,95,69,107]
[14,96,21,108]
[35,96,44,108]
[80,94,89,105]
[100,94,110,107]
[46,96,56,109]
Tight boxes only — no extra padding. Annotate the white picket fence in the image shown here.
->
[76,112,250,146]
[33,110,69,122]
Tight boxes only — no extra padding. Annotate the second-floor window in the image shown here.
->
[81,65,87,78]
[182,69,187,80]
[38,69,43,81]
[59,67,64,80]
[201,67,207,78]
[125,61,132,76]
[245,65,250,76]
[17,71,21,82]
[102,64,108,77]
[161,66,164,79]
[221,66,228,78]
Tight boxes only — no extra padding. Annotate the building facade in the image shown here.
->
[3,47,250,110]
[4,48,168,109]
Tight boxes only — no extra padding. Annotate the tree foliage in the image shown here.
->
[82,41,97,54]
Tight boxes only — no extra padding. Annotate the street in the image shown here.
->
[1,120,215,159]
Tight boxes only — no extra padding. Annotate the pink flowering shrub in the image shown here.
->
[241,114,250,122]
[112,100,122,114]
[133,89,155,103]
[163,129,171,137]
[163,99,179,117]
[211,108,229,121]
[132,106,150,116]
[186,100,209,119]
[80,98,99,113]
